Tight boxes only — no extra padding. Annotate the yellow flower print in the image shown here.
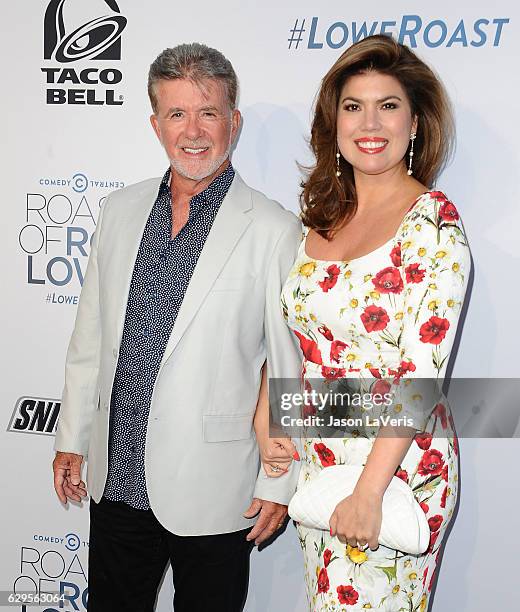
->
[447,299,455,308]
[364,274,372,282]
[395,312,404,320]
[420,594,428,611]
[428,299,440,310]
[350,298,358,308]
[452,262,460,272]
[299,261,316,277]
[435,250,447,259]
[295,304,302,313]
[369,291,380,300]
[344,269,352,279]
[428,283,437,290]
[309,313,317,322]
[346,544,368,565]
[417,247,426,257]
[346,353,357,362]
[415,223,422,231]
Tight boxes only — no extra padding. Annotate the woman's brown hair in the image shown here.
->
[301,34,455,238]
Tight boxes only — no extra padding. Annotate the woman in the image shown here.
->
[254,35,470,610]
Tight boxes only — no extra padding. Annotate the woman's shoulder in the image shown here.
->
[406,190,461,220]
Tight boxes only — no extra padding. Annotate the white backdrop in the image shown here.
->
[1,1,518,610]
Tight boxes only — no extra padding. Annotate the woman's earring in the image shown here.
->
[407,132,416,176]
[336,150,341,177]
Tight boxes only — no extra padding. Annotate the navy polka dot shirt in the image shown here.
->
[103,163,235,509]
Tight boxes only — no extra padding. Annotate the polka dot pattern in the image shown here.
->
[103,164,235,509]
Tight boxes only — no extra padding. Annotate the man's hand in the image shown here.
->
[53,451,88,504]
[243,498,288,546]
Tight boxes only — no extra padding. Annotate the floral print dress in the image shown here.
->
[281,192,470,611]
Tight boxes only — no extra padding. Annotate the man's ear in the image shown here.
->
[230,109,242,144]
[150,113,161,142]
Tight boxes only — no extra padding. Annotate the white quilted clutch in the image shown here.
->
[288,464,430,555]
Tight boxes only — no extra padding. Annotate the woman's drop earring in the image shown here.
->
[336,150,341,177]
[407,132,416,176]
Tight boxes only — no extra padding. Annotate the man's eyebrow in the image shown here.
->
[340,95,403,104]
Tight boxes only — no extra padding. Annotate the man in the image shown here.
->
[52,43,301,611]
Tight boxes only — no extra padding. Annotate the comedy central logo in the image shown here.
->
[42,0,127,105]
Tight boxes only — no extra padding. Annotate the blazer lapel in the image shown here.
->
[160,172,252,366]
[110,179,161,342]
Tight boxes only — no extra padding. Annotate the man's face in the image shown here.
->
[150,78,240,181]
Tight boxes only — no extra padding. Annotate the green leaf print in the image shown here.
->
[375,564,397,584]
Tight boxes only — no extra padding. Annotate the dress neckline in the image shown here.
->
[302,190,433,265]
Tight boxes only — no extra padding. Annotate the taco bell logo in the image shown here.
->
[42,0,127,105]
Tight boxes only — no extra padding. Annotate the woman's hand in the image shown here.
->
[329,490,382,550]
[258,437,300,478]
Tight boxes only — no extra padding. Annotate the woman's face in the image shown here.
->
[336,71,417,178]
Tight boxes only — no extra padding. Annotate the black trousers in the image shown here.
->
[88,497,254,611]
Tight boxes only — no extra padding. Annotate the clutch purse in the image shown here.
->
[288,464,430,555]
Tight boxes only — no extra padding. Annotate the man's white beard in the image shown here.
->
[170,147,230,181]
[170,131,233,181]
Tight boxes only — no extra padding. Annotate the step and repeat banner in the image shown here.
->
[1,1,518,610]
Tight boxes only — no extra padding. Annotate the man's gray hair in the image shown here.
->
[148,43,238,113]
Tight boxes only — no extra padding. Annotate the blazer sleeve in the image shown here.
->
[54,194,110,457]
[253,214,303,505]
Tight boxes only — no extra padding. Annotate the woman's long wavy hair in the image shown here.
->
[301,35,455,239]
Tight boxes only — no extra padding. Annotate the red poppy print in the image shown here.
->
[441,465,448,482]
[405,263,426,284]
[440,485,448,509]
[415,432,432,450]
[318,324,334,341]
[419,316,450,345]
[323,549,332,567]
[330,340,348,363]
[429,191,448,202]
[428,530,440,553]
[428,515,443,532]
[389,360,416,380]
[294,331,323,364]
[433,403,448,429]
[418,448,445,477]
[337,585,359,606]
[321,366,346,380]
[314,442,336,467]
[390,243,402,266]
[453,432,459,456]
[395,469,408,483]
[371,379,392,404]
[420,501,429,514]
[439,200,460,222]
[371,266,404,294]
[360,305,390,333]
[317,567,330,593]
[319,264,341,292]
